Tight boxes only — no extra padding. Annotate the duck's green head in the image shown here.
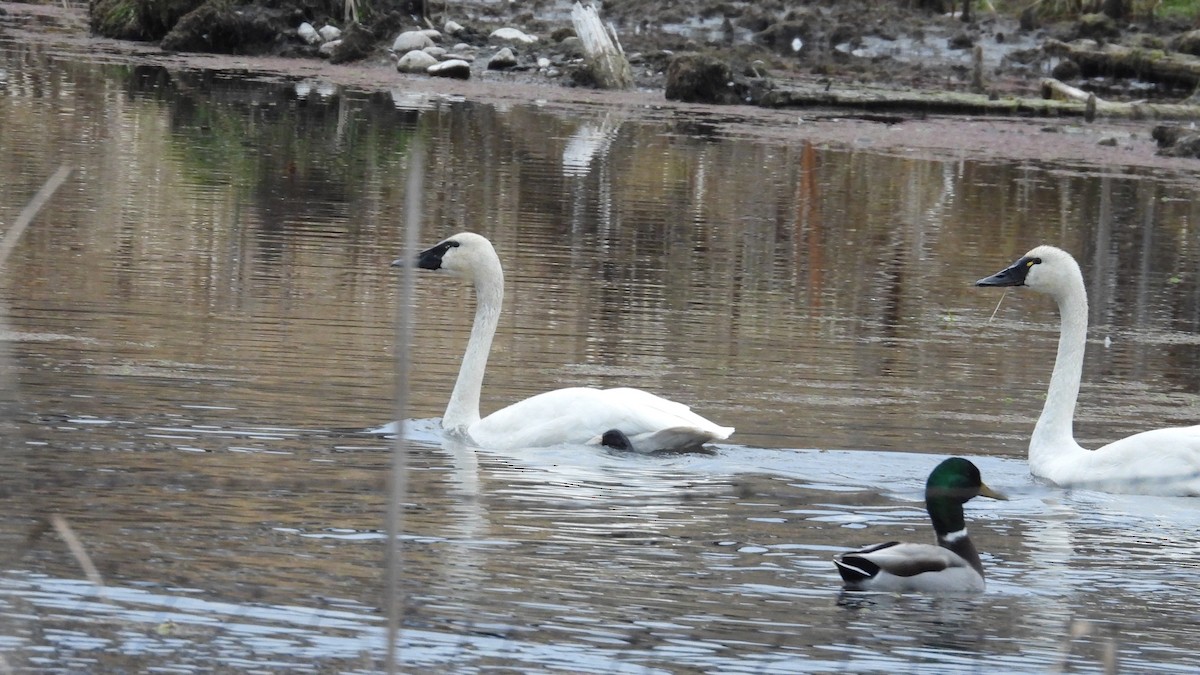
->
[926,457,1006,504]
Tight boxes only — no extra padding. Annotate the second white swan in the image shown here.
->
[976,244,1200,495]
[402,232,734,453]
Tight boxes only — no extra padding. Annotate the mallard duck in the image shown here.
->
[397,233,733,452]
[834,457,1006,592]
[977,245,1200,496]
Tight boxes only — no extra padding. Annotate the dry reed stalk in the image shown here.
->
[50,515,105,589]
[0,166,71,267]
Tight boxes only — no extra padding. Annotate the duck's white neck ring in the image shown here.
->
[940,527,968,543]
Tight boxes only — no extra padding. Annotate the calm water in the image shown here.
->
[3,30,1200,673]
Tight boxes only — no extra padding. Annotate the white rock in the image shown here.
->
[319,25,341,42]
[396,49,439,73]
[487,47,518,70]
[537,57,550,68]
[444,20,464,35]
[452,42,471,52]
[298,22,321,45]
[420,29,442,41]
[427,59,471,79]
[489,27,537,45]
[392,30,434,52]
[319,40,341,57]
[425,46,447,58]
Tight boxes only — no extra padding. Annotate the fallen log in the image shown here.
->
[1044,38,1200,88]
[758,79,1200,120]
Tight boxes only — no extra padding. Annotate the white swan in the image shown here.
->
[834,457,1006,593]
[976,245,1200,496]
[401,232,734,453]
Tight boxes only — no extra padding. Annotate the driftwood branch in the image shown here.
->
[1040,77,1099,120]
[1044,38,1200,88]
[1038,77,1200,120]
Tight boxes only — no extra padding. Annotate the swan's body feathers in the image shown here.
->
[1038,425,1200,494]
[408,233,733,453]
[835,542,985,592]
[978,244,1200,496]
[471,386,732,452]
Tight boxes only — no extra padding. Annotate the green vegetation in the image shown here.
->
[991,0,1199,21]
[1157,0,1200,20]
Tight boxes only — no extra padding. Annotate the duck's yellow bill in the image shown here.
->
[978,482,1007,500]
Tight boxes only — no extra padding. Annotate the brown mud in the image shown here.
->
[3,1,1200,173]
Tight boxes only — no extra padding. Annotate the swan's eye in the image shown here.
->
[1027,257,1042,267]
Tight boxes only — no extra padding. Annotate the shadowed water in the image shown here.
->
[3,35,1200,673]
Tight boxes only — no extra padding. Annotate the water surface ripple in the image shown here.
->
[2,37,1200,673]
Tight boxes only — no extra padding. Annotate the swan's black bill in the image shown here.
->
[976,255,1039,287]
[390,239,460,270]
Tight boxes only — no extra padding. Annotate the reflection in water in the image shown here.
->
[2,34,1200,672]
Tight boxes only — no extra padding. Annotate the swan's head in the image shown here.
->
[975,245,1081,298]
[399,232,501,282]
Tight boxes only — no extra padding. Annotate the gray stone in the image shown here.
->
[298,22,321,45]
[396,49,438,73]
[318,25,341,42]
[487,47,518,70]
[558,36,584,57]
[393,31,433,52]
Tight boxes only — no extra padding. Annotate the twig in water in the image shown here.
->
[988,289,1007,321]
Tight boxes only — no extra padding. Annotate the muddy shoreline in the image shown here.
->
[3,1,1200,174]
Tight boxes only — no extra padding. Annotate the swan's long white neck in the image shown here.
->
[1032,270,1089,468]
[443,261,504,433]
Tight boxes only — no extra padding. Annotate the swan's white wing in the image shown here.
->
[1046,425,1200,495]
[469,386,732,452]
[835,542,985,593]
